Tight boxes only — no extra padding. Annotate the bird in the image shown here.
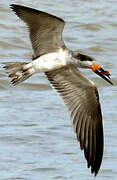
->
[4,4,113,176]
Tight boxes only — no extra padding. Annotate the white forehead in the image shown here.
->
[82,59,96,66]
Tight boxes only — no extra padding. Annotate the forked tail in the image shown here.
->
[4,62,34,85]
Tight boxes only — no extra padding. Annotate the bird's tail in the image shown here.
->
[4,62,35,85]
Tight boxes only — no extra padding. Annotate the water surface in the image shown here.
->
[0,0,117,180]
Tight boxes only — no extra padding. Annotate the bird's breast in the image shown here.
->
[32,50,71,72]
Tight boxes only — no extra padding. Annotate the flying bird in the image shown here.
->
[4,4,113,176]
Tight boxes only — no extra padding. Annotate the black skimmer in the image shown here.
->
[4,4,113,176]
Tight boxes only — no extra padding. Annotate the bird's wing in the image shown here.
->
[46,65,103,176]
[10,4,66,58]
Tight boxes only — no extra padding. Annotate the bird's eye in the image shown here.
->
[78,54,93,62]
[87,57,93,61]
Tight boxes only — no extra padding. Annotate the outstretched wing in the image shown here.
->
[46,65,104,176]
[10,4,66,58]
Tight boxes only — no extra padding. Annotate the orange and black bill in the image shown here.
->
[91,64,113,85]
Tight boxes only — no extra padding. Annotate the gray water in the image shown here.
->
[0,0,117,180]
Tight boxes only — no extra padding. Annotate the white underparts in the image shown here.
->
[4,50,71,85]
[28,50,70,73]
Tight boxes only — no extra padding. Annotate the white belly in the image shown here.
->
[31,50,70,73]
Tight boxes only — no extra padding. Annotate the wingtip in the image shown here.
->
[10,4,17,12]
[90,160,101,176]
[10,4,23,17]
[10,4,15,9]
[10,4,21,11]
[91,168,99,177]
[85,147,102,176]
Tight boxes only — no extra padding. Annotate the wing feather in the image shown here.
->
[46,65,103,176]
[10,4,66,57]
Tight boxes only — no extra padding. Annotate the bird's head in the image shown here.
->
[73,52,113,85]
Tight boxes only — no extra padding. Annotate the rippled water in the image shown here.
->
[0,0,117,180]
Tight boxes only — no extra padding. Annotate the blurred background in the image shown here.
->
[0,0,117,179]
